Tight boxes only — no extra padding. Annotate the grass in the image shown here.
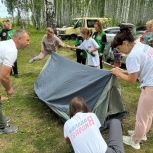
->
[0,28,153,153]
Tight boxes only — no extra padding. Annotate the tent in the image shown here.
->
[34,52,126,127]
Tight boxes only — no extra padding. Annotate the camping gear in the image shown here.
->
[34,52,126,127]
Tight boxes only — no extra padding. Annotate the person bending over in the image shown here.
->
[29,27,69,64]
[0,30,30,134]
[64,96,124,153]
[112,27,153,150]
[0,20,18,77]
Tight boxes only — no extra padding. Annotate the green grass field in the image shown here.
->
[0,29,153,153]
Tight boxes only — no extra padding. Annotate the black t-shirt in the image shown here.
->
[0,29,9,40]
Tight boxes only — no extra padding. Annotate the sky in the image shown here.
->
[0,1,9,18]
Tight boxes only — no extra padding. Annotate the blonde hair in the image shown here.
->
[80,28,92,36]
[146,20,153,31]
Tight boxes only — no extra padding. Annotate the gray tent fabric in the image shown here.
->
[34,52,126,127]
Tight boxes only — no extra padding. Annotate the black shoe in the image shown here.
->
[14,74,19,78]
[0,125,18,134]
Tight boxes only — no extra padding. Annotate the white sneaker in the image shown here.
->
[123,135,140,149]
[0,125,18,134]
[128,130,147,141]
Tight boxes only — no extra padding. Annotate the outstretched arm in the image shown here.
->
[66,45,78,50]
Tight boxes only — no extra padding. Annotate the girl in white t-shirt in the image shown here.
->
[112,27,153,150]
[68,28,100,68]
[64,96,124,153]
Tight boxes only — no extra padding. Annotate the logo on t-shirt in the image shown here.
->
[69,116,95,140]
[2,32,7,36]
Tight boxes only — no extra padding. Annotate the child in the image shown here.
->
[140,20,153,45]
[64,96,124,153]
[0,20,18,77]
[112,48,122,67]
[75,36,87,65]
[68,28,100,68]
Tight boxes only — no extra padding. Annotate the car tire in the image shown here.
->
[71,34,77,40]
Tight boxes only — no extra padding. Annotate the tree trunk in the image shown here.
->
[45,0,56,28]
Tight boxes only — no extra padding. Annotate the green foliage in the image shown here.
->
[3,0,153,29]
[0,28,153,153]
[3,0,16,16]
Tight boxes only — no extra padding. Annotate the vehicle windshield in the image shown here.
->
[73,19,83,28]
[72,19,78,26]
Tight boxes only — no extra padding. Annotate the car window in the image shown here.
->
[75,19,83,28]
[105,28,120,34]
[87,20,97,28]
[72,19,78,26]
[109,29,120,34]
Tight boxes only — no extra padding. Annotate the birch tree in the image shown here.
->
[45,0,55,28]
[104,0,153,25]
[3,0,153,28]
[29,0,44,29]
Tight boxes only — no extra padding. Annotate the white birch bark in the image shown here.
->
[45,0,55,28]
[125,0,131,22]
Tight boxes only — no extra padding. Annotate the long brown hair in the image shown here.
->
[95,20,103,32]
[69,96,89,118]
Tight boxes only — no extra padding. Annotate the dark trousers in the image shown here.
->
[76,49,86,65]
[0,101,6,129]
[99,55,103,69]
[12,60,18,75]
[105,119,124,153]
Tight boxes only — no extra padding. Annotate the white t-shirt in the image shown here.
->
[64,112,107,153]
[78,38,100,66]
[126,42,153,87]
[0,39,18,67]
